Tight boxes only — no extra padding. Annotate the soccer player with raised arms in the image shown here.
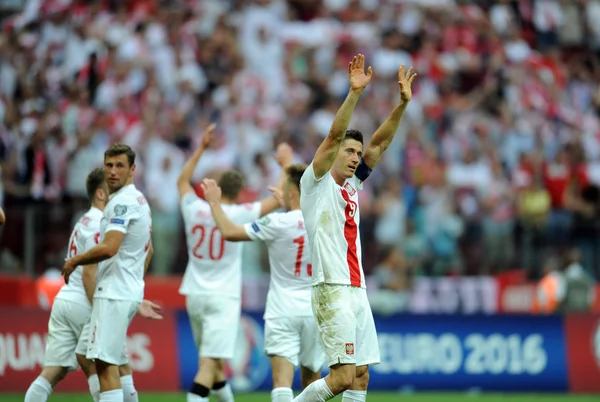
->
[293,55,416,401]
[201,143,324,402]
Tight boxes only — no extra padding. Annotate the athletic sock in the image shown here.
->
[25,376,52,402]
[88,374,101,402]
[120,375,138,402]
[187,382,210,402]
[293,378,334,401]
[342,390,367,401]
[271,387,294,402]
[212,381,234,402]
[99,389,123,402]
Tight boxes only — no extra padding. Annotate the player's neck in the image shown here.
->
[220,197,234,205]
[331,170,347,186]
[289,199,300,211]
[91,200,105,212]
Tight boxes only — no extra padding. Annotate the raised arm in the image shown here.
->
[259,143,293,217]
[362,65,416,170]
[203,179,251,242]
[313,54,373,179]
[177,123,216,200]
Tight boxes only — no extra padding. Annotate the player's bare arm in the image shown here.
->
[313,54,372,179]
[362,65,416,170]
[0,207,5,225]
[144,242,153,275]
[82,264,98,304]
[62,231,125,283]
[203,179,251,242]
[177,123,216,200]
[259,142,294,217]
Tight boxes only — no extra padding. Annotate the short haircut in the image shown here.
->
[343,129,363,144]
[286,164,307,192]
[104,143,136,167]
[86,168,106,201]
[218,170,244,201]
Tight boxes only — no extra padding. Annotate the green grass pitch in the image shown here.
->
[3,393,600,401]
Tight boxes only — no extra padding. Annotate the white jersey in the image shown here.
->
[95,184,152,302]
[54,207,103,307]
[243,210,313,319]
[179,192,261,298]
[300,163,366,288]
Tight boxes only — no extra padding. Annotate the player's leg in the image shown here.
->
[206,297,240,402]
[342,288,380,402]
[26,300,88,402]
[87,298,139,402]
[186,296,212,401]
[293,285,356,401]
[265,317,301,402]
[210,359,234,402]
[77,321,100,402]
[118,363,139,402]
[298,316,325,390]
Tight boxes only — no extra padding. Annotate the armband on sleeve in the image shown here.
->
[355,158,372,182]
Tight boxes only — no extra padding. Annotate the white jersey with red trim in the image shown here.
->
[54,207,103,307]
[300,163,365,288]
[179,192,262,298]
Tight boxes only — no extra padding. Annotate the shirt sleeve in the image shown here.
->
[243,213,281,242]
[300,163,327,196]
[104,202,137,234]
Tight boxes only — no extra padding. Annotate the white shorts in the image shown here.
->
[86,298,138,365]
[186,295,241,360]
[264,316,325,373]
[44,299,91,370]
[312,284,380,367]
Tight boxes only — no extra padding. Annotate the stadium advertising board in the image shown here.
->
[563,314,600,393]
[175,311,568,392]
[0,307,179,392]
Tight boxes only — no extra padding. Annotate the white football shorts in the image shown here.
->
[264,316,325,373]
[86,298,138,365]
[311,284,380,367]
[44,298,91,370]
[186,295,241,360]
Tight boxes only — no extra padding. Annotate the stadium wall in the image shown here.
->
[1,307,599,393]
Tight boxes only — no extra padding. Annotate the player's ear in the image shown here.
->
[130,163,136,175]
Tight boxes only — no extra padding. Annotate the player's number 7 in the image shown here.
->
[292,236,312,277]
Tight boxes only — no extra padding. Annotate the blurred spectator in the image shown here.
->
[563,249,595,313]
[3,0,600,280]
[368,246,413,316]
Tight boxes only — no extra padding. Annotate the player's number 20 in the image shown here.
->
[192,224,225,260]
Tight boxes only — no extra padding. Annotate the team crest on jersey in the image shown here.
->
[345,343,355,355]
[114,204,127,216]
[343,182,356,197]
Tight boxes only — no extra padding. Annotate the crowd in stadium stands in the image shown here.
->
[1,0,600,285]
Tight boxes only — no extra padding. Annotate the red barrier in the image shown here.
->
[0,307,179,392]
[564,314,600,393]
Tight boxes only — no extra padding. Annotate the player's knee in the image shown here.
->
[41,366,68,387]
[329,367,353,393]
[119,363,132,377]
[77,354,94,378]
[353,366,369,390]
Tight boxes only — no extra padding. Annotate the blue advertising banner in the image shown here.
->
[175,311,568,392]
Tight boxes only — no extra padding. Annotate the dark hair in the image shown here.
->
[86,168,106,201]
[104,143,136,167]
[343,129,363,144]
[286,164,307,192]
[218,170,244,201]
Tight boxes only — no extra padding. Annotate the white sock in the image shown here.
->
[212,382,234,402]
[187,393,209,402]
[120,375,138,402]
[88,374,101,402]
[25,376,52,402]
[99,389,123,402]
[342,390,367,401]
[271,387,294,402]
[293,378,334,401]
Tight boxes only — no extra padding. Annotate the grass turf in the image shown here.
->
[3,393,600,401]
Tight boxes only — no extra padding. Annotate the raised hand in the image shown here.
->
[201,179,222,203]
[348,54,373,92]
[137,300,163,320]
[398,65,417,104]
[268,185,284,207]
[275,142,293,168]
[200,123,217,150]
